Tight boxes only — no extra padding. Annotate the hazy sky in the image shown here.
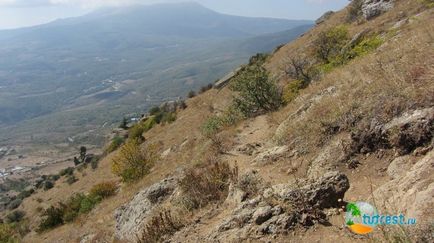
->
[0,0,348,30]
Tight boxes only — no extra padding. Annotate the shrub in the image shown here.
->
[90,157,99,170]
[89,181,118,199]
[351,35,383,57]
[187,90,196,98]
[37,206,65,232]
[66,175,78,185]
[106,136,125,153]
[17,189,34,200]
[202,116,223,139]
[149,106,161,116]
[160,112,176,124]
[49,174,60,181]
[128,123,146,141]
[313,25,349,64]
[5,210,25,223]
[199,83,213,93]
[59,167,74,176]
[111,139,158,183]
[179,161,238,210]
[43,181,54,191]
[142,116,157,131]
[7,199,22,210]
[283,80,304,103]
[119,117,128,129]
[284,56,317,85]
[0,223,18,242]
[230,65,282,117]
[139,210,184,243]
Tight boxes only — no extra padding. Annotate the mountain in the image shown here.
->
[0,2,312,145]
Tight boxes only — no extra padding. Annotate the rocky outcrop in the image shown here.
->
[374,150,434,223]
[159,99,185,113]
[114,178,177,240]
[362,0,394,20]
[215,171,349,238]
[277,171,350,209]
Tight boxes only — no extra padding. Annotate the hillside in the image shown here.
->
[0,2,312,148]
[1,0,433,242]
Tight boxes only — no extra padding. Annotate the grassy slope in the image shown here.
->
[10,0,433,242]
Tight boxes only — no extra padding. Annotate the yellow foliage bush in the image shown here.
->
[111,139,159,183]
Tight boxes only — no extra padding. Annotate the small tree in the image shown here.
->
[119,117,128,130]
[313,26,349,64]
[187,90,196,98]
[79,146,87,162]
[285,56,317,86]
[230,66,282,117]
[111,139,158,183]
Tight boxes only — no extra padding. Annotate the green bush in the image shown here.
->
[37,206,65,232]
[142,116,157,131]
[66,175,78,185]
[59,167,74,177]
[7,199,22,210]
[0,223,18,242]
[43,181,54,191]
[187,90,196,98]
[106,136,125,153]
[17,189,34,200]
[283,80,304,103]
[351,35,383,57]
[230,65,282,117]
[128,123,146,141]
[160,112,177,124]
[313,25,349,64]
[202,116,223,139]
[5,211,25,223]
[149,106,161,116]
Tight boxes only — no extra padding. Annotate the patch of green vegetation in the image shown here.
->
[351,35,384,57]
[0,223,19,243]
[105,136,125,153]
[283,80,304,103]
[420,0,434,8]
[37,184,117,232]
[314,26,384,72]
[230,57,282,117]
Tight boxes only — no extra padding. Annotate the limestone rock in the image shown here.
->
[114,177,176,240]
[362,0,394,20]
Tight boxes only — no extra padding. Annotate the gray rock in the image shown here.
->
[280,171,350,209]
[362,0,394,20]
[253,206,273,225]
[114,177,176,240]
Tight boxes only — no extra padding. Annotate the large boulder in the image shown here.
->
[114,177,176,240]
[278,171,350,209]
[362,0,394,20]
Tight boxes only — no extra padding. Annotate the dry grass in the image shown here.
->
[178,161,238,211]
[275,5,434,152]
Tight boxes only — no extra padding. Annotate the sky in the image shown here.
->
[0,0,349,30]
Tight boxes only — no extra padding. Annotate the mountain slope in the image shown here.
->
[4,1,432,242]
[0,3,312,147]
